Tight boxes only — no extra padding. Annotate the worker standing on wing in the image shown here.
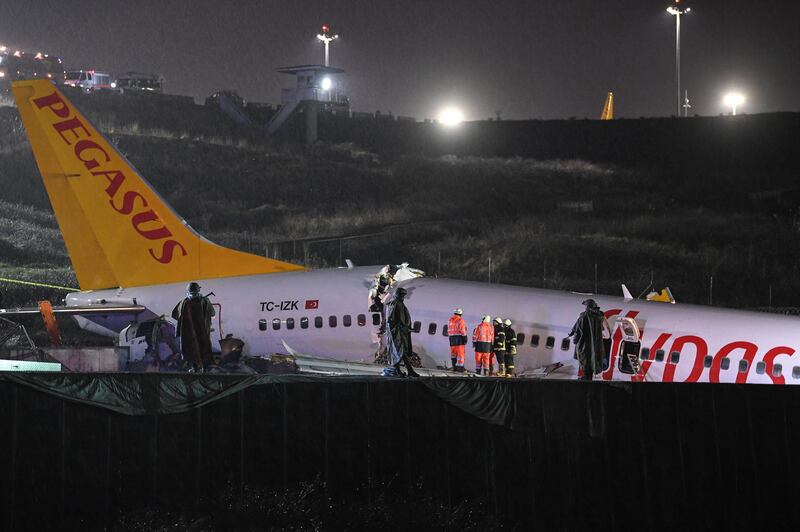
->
[503,319,517,377]
[385,287,419,378]
[491,317,506,376]
[472,315,494,375]
[569,298,606,381]
[447,308,468,372]
[172,282,216,372]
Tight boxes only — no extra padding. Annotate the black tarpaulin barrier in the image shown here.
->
[2,374,799,531]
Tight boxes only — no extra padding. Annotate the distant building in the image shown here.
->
[268,64,349,142]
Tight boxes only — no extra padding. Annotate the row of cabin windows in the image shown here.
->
[638,347,798,379]
[421,321,572,351]
[262,315,574,352]
[260,313,380,331]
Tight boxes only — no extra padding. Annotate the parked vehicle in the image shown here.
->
[63,69,113,92]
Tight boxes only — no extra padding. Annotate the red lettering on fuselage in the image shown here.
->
[710,341,758,383]
[665,335,708,383]
[33,90,186,264]
[762,346,794,385]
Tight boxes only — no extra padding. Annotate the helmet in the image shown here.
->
[187,282,201,294]
[482,315,491,323]
[504,319,512,326]
[395,287,407,297]
[582,298,599,309]
[454,308,463,315]
[494,317,502,324]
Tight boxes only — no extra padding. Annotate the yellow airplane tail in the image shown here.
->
[601,91,614,120]
[12,80,304,290]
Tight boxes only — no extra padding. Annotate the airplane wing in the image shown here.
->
[0,305,148,317]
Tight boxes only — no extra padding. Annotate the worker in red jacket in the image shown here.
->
[472,315,494,375]
[447,308,468,372]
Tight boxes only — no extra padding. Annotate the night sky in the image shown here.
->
[2,0,798,120]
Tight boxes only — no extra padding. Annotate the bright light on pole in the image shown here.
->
[666,2,690,117]
[320,77,332,91]
[723,92,745,115]
[439,107,464,127]
[316,24,339,67]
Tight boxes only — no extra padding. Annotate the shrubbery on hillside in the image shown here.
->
[0,94,799,310]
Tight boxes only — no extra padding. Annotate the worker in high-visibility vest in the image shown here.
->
[447,308,468,372]
[472,315,494,375]
[491,317,506,376]
[503,319,518,377]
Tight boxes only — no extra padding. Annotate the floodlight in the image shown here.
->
[439,107,464,127]
[321,77,332,91]
[723,92,745,115]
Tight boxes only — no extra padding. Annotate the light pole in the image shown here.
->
[723,93,745,115]
[666,2,690,116]
[316,24,338,67]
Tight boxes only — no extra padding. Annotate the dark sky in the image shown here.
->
[2,0,798,119]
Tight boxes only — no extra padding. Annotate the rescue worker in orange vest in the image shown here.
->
[447,308,468,372]
[491,317,506,376]
[473,315,494,375]
[503,319,517,377]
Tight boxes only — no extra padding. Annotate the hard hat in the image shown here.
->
[483,315,491,323]
[504,319,512,326]
[494,317,502,324]
[582,298,599,309]
[187,282,201,294]
[454,308,463,315]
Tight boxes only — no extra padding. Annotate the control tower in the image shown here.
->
[266,64,349,143]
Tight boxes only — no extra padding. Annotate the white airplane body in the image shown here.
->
[6,79,800,384]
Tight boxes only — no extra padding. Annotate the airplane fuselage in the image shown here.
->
[66,265,800,384]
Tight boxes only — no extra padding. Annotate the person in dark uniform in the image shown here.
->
[386,287,419,377]
[569,298,606,381]
[172,282,216,372]
[503,319,517,377]
[491,317,506,376]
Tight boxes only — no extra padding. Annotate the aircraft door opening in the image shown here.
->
[615,317,642,375]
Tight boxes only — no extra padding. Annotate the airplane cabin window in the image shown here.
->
[560,338,570,351]
[720,357,730,371]
[738,359,749,373]
[357,314,366,326]
[428,323,437,335]
[755,361,766,375]
[655,349,665,362]
[329,316,337,328]
[669,351,680,364]
[516,333,525,344]
[442,326,448,337]
[300,317,309,329]
[372,313,381,326]
[640,347,650,360]
[315,316,323,328]
[258,319,267,331]
[272,318,281,331]
[531,335,540,347]
[412,321,421,333]
[703,355,713,368]
[773,364,783,378]
[793,367,800,380]
[286,318,295,330]
[545,336,555,349]
[343,315,352,327]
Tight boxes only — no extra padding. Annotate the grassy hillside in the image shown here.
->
[1,93,799,313]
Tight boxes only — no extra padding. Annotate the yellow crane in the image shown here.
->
[600,91,614,120]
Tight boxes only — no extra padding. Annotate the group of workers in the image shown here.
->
[447,309,518,377]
